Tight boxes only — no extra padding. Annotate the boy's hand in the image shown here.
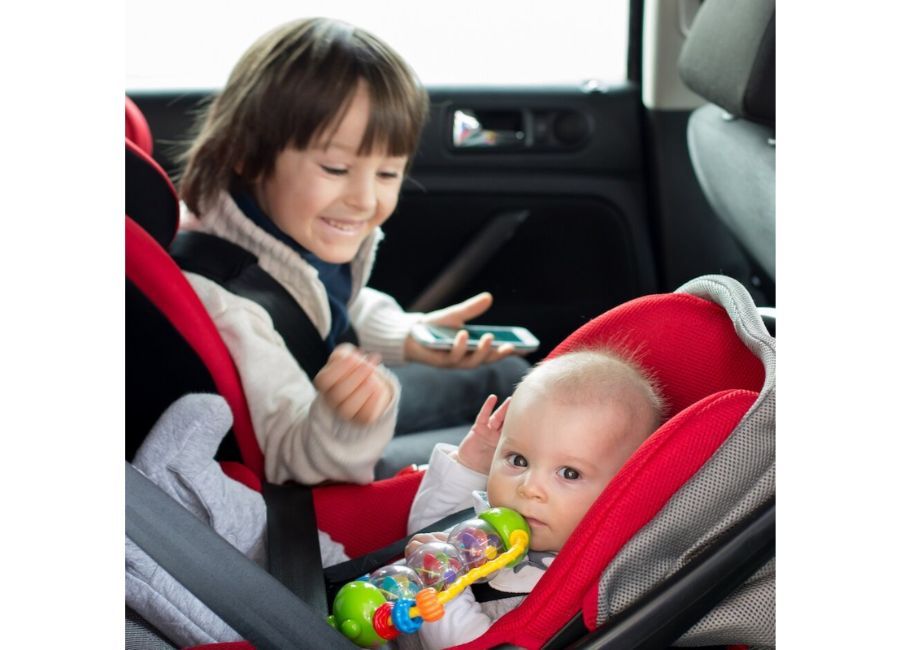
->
[405,531,449,559]
[404,292,519,368]
[454,394,511,475]
[313,344,394,425]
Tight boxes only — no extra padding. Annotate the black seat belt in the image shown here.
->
[126,462,355,650]
[263,481,328,614]
[170,231,339,608]
[170,230,336,378]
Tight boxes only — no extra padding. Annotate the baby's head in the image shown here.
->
[180,17,429,216]
[486,349,665,552]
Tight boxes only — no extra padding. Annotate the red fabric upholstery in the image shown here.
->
[547,293,764,416]
[449,291,767,649]
[125,96,154,156]
[126,216,265,478]
[313,470,425,558]
[220,461,263,493]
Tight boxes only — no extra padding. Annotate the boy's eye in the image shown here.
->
[377,170,401,180]
[507,453,528,468]
[320,165,348,176]
[558,467,581,480]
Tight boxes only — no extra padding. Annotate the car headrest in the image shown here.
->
[678,0,775,126]
[125,96,154,156]
[126,139,179,248]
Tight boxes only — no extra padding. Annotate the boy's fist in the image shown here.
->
[313,344,394,425]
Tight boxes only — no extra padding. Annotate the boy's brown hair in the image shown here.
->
[179,17,429,215]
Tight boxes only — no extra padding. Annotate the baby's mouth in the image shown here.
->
[523,516,547,529]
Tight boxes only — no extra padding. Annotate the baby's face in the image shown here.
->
[486,389,648,552]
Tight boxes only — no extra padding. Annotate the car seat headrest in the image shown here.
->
[678,0,775,126]
[125,96,154,156]
[126,139,179,248]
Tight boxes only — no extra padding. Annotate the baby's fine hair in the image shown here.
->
[517,348,667,434]
[179,17,430,215]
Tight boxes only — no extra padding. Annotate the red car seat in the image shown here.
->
[126,95,154,156]
[125,116,425,554]
[453,276,775,649]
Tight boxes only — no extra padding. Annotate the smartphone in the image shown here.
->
[411,323,540,353]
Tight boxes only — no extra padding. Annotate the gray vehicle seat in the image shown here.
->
[679,0,776,287]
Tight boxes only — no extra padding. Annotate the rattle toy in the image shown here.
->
[327,507,530,647]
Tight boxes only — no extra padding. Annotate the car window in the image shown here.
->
[126,0,630,90]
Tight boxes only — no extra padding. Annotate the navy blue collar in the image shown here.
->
[229,185,353,351]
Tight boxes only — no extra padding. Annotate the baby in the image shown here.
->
[401,348,666,649]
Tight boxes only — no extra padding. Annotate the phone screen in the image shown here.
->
[428,325,524,343]
[463,326,523,342]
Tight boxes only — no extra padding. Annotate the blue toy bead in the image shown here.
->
[390,598,423,634]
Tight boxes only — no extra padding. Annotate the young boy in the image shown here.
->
[401,348,666,649]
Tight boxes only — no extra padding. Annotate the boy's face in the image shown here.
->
[486,388,648,552]
[255,83,409,264]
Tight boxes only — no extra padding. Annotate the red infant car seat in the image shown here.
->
[452,275,775,649]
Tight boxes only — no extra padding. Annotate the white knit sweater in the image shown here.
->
[181,191,423,485]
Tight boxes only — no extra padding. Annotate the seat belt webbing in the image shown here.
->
[263,481,328,614]
[171,231,331,378]
[126,462,354,650]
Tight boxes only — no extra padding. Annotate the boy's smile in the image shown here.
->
[254,81,408,264]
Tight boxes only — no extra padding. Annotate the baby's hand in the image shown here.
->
[313,344,394,425]
[405,532,449,559]
[454,394,511,475]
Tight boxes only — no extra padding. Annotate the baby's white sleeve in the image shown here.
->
[407,443,488,533]
[417,586,492,650]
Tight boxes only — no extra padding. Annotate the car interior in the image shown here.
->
[124,0,776,648]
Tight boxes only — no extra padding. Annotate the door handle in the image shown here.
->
[452,109,528,149]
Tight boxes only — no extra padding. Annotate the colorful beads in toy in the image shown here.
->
[447,518,503,579]
[331,506,531,647]
[405,541,465,591]
[369,564,423,601]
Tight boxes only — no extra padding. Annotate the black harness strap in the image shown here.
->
[170,231,333,608]
[171,230,330,378]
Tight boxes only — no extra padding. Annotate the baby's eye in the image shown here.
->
[507,453,528,468]
[377,170,401,180]
[320,165,348,176]
[558,467,581,480]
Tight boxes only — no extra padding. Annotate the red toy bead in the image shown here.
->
[372,603,399,640]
